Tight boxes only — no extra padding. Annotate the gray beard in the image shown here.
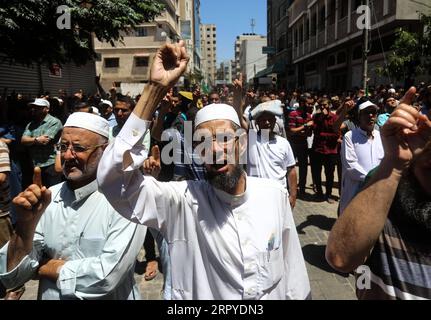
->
[207,165,244,193]
[396,173,431,235]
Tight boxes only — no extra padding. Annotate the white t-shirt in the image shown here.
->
[247,133,296,191]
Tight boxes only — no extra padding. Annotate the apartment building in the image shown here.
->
[94,0,181,96]
[288,0,431,90]
[200,24,217,86]
[237,34,268,85]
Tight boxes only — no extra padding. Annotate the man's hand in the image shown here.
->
[381,87,431,169]
[36,135,50,146]
[342,99,356,112]
[143,146,161,178]
[233,73,244,96]
[38,259,65,282]
[150,40,189,88]
[95,74,101,84]
[13,167,51,228]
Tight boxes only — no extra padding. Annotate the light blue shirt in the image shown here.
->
[0,180,146,300]
[377,113,390,127]
[107,113,118,128]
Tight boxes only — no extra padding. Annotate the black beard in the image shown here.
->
[392,172,431,242]
[207,165,244,193]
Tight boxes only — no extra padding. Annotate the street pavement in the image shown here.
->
[18,168,356,300]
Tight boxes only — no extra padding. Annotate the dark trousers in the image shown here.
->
[311,151,338,197]
[291,143,309,190]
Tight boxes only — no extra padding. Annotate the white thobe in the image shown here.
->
[247,133,296,191]
[340,128,384,214]
[97,113,311,300]
[0,180,146,300]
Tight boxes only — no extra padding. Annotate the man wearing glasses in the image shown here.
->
[0,112,146,300]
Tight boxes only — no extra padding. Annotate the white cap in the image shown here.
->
[29,98,50,108]
[358,101,378,113]
[194,104,241,128]
[388,88,396,94]
[251,100,283,120]
[90,107,101,116]
[65,112,109,138]
[101,99,113,108]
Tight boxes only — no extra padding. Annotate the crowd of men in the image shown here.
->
[0,41,430,300]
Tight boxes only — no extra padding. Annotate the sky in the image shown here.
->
[200,0,267,64]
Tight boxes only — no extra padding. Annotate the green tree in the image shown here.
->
[376,13,431,86]
[0,0,165,66]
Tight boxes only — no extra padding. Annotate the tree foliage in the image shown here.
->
[0,0,165,66]
[377,13,431,82]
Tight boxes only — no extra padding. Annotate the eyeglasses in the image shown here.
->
[56,143,107,154]
[193,134,239,148]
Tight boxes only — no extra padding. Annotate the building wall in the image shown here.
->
[287,0,430,90]
[94,0,181,93]
[267,0,294,89]
[239,36,268,84]
[200,24,217,86]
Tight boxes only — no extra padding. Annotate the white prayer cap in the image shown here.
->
[251,100,283,120]
[101,99,113,108]
[358,100,378,113]
[29,98,50,109]
[64,112,109,138]
[388,88,396,94]
[194,103,241,128]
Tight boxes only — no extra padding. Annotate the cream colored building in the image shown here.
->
[94,0,182,96]
[200,24,217,86]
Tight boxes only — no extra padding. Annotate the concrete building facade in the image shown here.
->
[266,0,295,89]
[200,24,217,86]
[237,34,268,85]
[94,0,183,96]
[288,0,431,91]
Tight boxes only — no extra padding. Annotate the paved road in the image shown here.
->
[19,168,356,300]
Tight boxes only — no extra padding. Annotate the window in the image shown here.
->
[135,57,149,67]
[353,0,363,11]
[353,45,362,60]
[305,18,310,40]
[213,27,216,31]
[213,40,216,44]
[328,55,336,66]
[104,58,119,68]
[339,0,348,19]
[328,0,336,25]
[299,26,303,45]
[337,52,347,64]
[311,13,317,35]
[135,27,148,37]
[319,6,326,31]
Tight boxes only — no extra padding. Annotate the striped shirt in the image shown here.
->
[0,141,11,218]
[23,114,63,168]
[356,180,431,300]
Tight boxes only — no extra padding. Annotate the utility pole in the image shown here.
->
[362,0,370,94]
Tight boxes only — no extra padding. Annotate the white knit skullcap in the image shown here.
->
[251,100,283,120]
[194,104,241,129]
[64,112,109,138]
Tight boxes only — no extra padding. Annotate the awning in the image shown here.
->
[255,60,286,78]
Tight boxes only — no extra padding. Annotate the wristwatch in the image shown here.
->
[34,137,39,144]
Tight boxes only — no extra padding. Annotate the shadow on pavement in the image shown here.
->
[302,244,350,278]
[296,214,337,234]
